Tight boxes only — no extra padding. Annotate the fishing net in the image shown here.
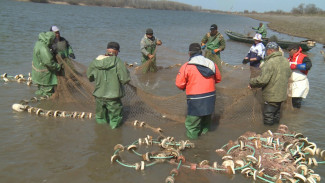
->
[10,45,296,126]
[16,45,269,123]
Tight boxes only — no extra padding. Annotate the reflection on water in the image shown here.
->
[1,0,325,182]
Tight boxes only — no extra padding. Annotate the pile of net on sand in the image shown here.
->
[111,123,324,183]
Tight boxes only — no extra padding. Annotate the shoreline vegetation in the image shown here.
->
[18,0,325,44]
[242,13,325,45]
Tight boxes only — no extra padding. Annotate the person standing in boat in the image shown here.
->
[176,43,222,139]
[140,28,162,73]
[252,23,267,38]
[242,33,265,77]
[287,44,312,109]
[201,24,226,75]
[249,42,291,125]
[50,25,76,59]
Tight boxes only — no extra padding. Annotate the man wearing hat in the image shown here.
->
[32,31,62,97]
[87,42,130,128]
[176,43,222,139]
[252,23,267,38]
[287,44,312,108]
[242,33,265,77]
[140,28,162,73]
[201,24,226,75]
[249,42,292,125]
[50,25,76,59]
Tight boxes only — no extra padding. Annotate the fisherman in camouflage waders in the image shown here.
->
[249,42,292,125]
[201,24,226,75]
[140,28,162,73]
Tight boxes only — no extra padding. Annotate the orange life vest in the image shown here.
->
[288,48,308,75]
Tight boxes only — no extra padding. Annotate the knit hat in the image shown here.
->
[51,26,59,32]
[189,43,201,52]
[266,42,279,50]
[146,28,153,34]
[210,24,218,30]
[107,42,120,51]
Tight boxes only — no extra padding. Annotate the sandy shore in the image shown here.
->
[243,14,325,45]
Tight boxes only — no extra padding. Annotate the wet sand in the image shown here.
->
[243,14,325,44]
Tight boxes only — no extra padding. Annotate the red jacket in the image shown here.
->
[288,47,309,75]
[176,60,221,95]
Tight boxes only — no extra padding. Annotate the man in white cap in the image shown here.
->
[242,33,265,77]
[50,25,76,59]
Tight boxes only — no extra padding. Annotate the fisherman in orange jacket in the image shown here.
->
[176,43,222,139]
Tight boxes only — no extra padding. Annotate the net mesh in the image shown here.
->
[36,46,291,124]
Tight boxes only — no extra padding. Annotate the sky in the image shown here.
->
[172,0,325,12]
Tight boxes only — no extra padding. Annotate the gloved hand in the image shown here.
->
[69,53,76,59]
[297,63,306,71]
[60,53,66,59]
[201,44,206,49]
[211,49,219,54]
[242,58,249,64]
[290,64,296,70]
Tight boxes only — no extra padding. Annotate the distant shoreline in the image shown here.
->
[17,0,325,45]
[240,13,325,45]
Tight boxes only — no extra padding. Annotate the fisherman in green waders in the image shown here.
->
[140,28,162,73]
[176,43,222,139]
[87,42,130,129]
[31,31,62,97]
[201,24,226,75]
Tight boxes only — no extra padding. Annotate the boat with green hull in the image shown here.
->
[225,30,316,52]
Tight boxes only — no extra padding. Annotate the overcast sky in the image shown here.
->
[172,0,325,12]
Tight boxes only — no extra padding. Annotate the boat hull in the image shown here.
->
[225,30,315,52]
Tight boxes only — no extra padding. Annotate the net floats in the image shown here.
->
[111,124,324,183]
[1,73,32,85]
[111,133,195,183]
[12,103,92,119]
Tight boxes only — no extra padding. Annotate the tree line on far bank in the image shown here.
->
[30,0,202,11]
[244,3,325,15]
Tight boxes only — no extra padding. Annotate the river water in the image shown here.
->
[1,0,325,182]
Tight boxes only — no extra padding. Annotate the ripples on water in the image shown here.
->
[0,0,325,182]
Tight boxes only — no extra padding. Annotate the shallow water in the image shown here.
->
[1,0,325,182]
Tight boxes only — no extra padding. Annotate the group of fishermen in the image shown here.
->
[31,23,311,139]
